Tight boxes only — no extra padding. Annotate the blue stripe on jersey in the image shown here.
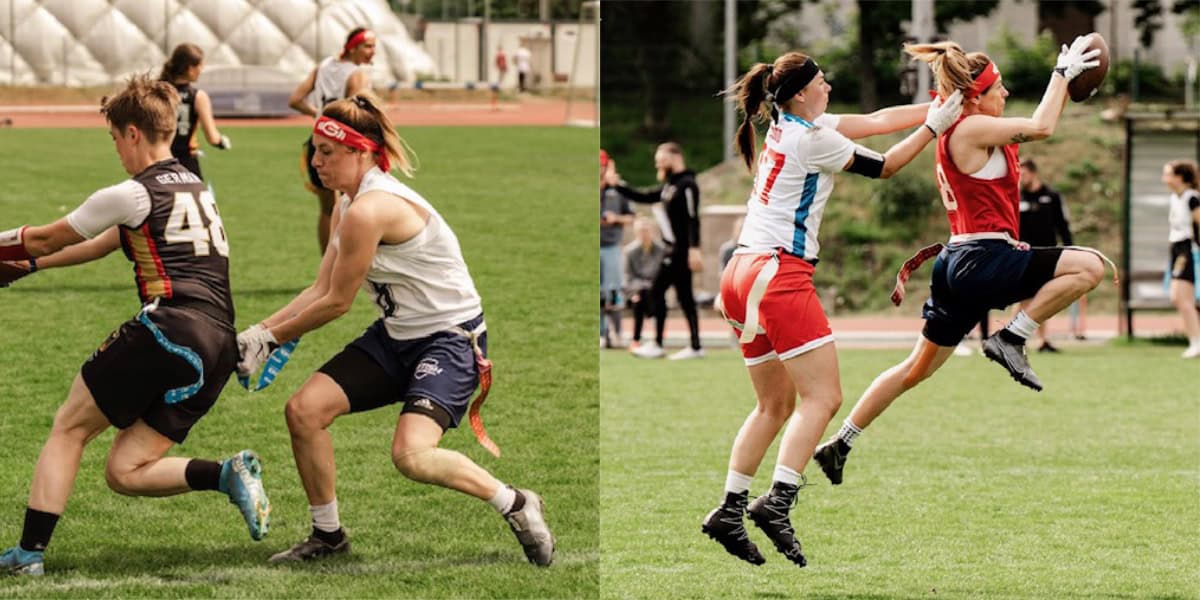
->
[781,112,814,128]
[792,172,819,256]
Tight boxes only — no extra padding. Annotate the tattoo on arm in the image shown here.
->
[1010,133,1033,143]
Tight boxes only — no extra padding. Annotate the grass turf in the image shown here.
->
[0,125,598,598]
[600,346,1199,599]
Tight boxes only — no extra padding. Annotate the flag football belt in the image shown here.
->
[720,250,782,345]
[237,337,301,392]
[890,232,1119,306]
[136,298,204,405]
[450,321,499,457]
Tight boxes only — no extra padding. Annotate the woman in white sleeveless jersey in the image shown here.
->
[237,93,555,566]
[1162,159,1200,358]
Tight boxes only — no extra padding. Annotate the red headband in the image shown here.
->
[313,116,390,172]
[344,30,370,54]
[929,61,1001,101]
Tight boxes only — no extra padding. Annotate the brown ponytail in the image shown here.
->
[160,43,204,82]
[904,42,992,100]
[322,92,414,176]
[724,52,813,171]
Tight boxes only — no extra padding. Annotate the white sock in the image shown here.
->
[724,470,753,495]
[1005,310,1040,340]
[837,418,863,447]
[772,464,801,487]
[488,485,517,514]
[1190,337,1200,348]
[310,499,340,533]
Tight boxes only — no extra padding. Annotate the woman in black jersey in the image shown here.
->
[160,43,231,179]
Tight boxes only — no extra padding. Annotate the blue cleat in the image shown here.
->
[0,546,44,576]
[220,450,270,541]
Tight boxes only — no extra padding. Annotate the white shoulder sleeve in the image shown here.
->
[66,180,151,239]
[806,121,856,173]
[814,113,841,129]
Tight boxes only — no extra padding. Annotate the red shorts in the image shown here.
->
[719,252,834,365]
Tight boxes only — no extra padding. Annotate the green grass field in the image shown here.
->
[601,347,1199,599]
[0,125,598,598]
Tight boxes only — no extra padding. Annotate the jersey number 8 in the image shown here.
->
[165,190,230,257]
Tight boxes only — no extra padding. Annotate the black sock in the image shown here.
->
[184,459,223,491]
[508,489,526,514]
[19,507,60,553]
[312,526,345,546]
[998,329,1025,345]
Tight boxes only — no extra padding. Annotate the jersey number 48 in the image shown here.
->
[165,190,230,257]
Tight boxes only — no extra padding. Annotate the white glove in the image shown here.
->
[923,90,963,137]
[237,324,278,377]
[1054,35,1102,82]
[217,135,232,150]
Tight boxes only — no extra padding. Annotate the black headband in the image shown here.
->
[768,58,820,107]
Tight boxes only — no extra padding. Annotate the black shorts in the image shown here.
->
[921,241,1063,347]
[317,315,487,430]
[1169,240,1197,283]
[81,305,237,444]
[301,136,327,193]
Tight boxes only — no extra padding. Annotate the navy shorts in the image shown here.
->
[317,315,486,430]
[81,305,237,443]
[1169,240,1197,282]
[921,240,1062,347]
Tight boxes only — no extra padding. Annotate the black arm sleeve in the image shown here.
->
[844,147,885,179]
[613,185,663,204]
[1052,192,1073,246]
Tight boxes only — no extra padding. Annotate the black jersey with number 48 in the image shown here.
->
[119,159,234,325]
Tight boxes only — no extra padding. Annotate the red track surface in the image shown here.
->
[0,96,596,128]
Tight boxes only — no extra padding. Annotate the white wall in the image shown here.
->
[422,20,597,88]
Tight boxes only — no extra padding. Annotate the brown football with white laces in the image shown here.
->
[1068,33,1109,102]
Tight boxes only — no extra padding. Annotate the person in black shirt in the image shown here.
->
[160,43,231,180]
[615,142,704,360]
[1017,158,1076,352]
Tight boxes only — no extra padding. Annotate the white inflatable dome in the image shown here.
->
[0,0,436,87]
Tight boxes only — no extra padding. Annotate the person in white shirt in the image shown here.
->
[1162,159,1200,358]
[236,93,555,566]
[289,27,376,254]
[514,43,532,92]
[700,51,963,567]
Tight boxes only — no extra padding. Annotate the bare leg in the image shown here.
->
[27,375,111,514]
[1170,280,1200,342]
[104,422,189,497]
[1020,249,1104,323]
[847,337,956,431]
[727,359,795,477]
[774,343,843,473]
[284,373,351,506]
[392,413,502,500]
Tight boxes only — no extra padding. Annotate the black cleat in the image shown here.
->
[268,532,350,563]
[747,483,806,568]
[812,439,850,485]
[1037,342,1060,353]
[701,492,765,566]
[983,333,1043,391]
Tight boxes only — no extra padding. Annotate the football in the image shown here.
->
[1068,33,1109,102]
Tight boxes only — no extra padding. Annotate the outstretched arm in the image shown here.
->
[835,103,927,140]
[289,68,320,118]
[611,185,663,204]
[35,227,122,269]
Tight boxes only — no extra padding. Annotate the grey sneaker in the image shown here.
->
[505,489,555,567]
[268,533,350,563]
[983,335,1043,391]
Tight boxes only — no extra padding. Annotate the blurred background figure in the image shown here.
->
[623,217,666,354]
[1162,159,1200,358]
[601,150,635,349]
[495,46,508,87]
[1017,158,1078,352]
[514,42,532,93]
[160,43,231,180]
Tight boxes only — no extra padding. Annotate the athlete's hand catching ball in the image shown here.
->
[237,323,278,376]
[923,90,963,137]
[1054,35,1102,83]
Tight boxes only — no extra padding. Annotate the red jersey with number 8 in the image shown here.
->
[934,118,1021,239]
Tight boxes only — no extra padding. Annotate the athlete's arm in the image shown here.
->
[259,198,344,331]
[953,81,1068,147]
[289,68,320,118]
[612,185,662,204]
[1,180,148,260]
[344,69,370,98]
[1190,193,1200,243]
[835,103,927,140]
[35,227,122,269]
[194,90,230,149]
[267,198,384,342]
